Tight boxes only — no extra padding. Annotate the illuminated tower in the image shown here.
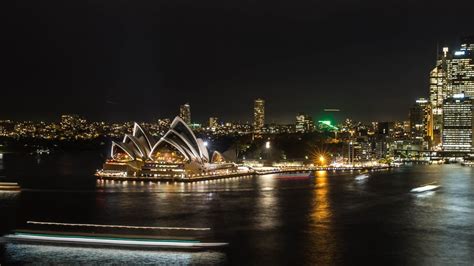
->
[429,47,449,146]
[253,99,265,133]
[295,113,314,133]
[447,36,474,98]
[409,98,433,148]
[179,103,191,125]
[429,37,474,148]
[442,94,473,152]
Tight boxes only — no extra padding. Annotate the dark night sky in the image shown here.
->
[4,0,474,123]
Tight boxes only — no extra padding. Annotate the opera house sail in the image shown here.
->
[97,116,239,180]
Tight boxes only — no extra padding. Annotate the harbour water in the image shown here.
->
[0,152,473,265]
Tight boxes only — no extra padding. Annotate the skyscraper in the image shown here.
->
[409,98,433,146]
[253,99,265,133]
[429,47,449,145]
[442,94,473,152]
[179,103,191,125]
[429,37,474,148]
[295,113,314,133]
[447,36,474,98]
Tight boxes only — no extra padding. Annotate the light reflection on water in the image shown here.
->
[1,153,474,265]
[308,170,337,265]
[255,174,279,230]
[4,243,227,265]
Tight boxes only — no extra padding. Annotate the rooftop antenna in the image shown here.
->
[442,47,449,58]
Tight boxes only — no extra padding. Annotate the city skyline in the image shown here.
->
[2,1,474,265]
[4,0,474,123]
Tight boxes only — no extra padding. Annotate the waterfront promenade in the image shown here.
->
[95,164,392,183]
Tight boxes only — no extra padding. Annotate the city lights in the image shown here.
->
[319,155,326,164]
[3,0,474,263]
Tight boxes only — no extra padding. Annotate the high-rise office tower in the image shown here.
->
[447,36,474,98]
[430,47,450,145]
[442,94,473,152]
[409,98,433,145]
[460,35,474,52]
[179,103,191,125]
[429,36,474,148]
[295,113,314,133]
[253,99,265,133]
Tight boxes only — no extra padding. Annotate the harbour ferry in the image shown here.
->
[0,182,21,191]
[1,221,228,250]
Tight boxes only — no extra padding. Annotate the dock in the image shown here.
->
[96,165,391,183]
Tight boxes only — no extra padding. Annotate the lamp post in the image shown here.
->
[319,155,326,166]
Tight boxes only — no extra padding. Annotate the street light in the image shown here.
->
[265,141,270,149]
[319,155,325,164]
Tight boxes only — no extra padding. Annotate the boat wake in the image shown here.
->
[410,183,441,193]
[355,174,369,181]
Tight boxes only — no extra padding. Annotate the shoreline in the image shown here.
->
[96,165,392,183]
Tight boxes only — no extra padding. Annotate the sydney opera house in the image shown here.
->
[98,116,239,180]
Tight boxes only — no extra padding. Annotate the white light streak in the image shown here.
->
[7,234,228,248]
[410,185,440,193]
[27,221,210,231]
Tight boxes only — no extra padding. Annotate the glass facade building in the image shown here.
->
[429,36,474,149]
[447,50,474,98]
[409,98,432,146]
[442,95,473,152]
[429,47,449,145]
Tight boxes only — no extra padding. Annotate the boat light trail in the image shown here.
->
[410,185,440,193]
[27,221,211,231]
[6,233,228,248]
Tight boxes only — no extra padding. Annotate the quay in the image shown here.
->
[252,165,391,175]
[97,170,255,183]
[96,165,392,183]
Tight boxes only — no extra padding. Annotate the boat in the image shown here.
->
[1,221,228,250]
[355,173,369,181]
[410,183,441,193]
[1,231,228,250]
[0,182,21,191]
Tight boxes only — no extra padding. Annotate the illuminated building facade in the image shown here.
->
[429,47,449,145]
[428,37,474,149]
[101,116,237,179]
[409,98,433,146]
[442,94,473,152]
[253,99,265,133]
[447,40,474,98]
[179,103,191,125]
[295,113,314,133]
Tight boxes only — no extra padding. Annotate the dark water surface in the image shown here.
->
[0,152,473,265]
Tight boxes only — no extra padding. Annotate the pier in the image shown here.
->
[96,165,392,183]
